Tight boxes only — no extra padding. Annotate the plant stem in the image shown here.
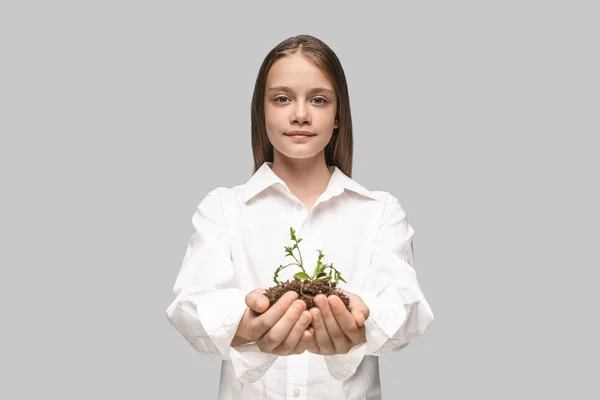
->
[289,253,305,272]
[297,247,304,272]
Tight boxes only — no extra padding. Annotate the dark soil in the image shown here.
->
[264,278,350,310]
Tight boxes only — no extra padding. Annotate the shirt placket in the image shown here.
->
[282,187,343,400]
[288,186,344,225]
[292,201,309,229]
[286,352,308,399]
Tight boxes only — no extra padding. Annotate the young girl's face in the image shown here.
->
[264,53,339,163]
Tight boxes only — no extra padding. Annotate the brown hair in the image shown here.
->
[250,34,354,177]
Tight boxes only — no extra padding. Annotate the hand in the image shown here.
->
[232,289,314,356]
[307,291,369,355]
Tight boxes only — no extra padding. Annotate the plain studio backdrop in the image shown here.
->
[1,1,598,399]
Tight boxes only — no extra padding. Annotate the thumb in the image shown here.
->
[345,291,369,326]
[246,289,269,313]
[351,309,366,327]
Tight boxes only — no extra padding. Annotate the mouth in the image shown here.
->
[285,131,315,137]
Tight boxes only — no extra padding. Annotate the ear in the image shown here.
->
[334,118,339,129]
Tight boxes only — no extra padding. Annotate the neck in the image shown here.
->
[269,153,332,197]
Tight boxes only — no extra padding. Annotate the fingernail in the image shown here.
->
[286,291,298,301]
[315,296,326,307]
[299,314,309,324]
[311,309,320,320]
[355,312,365,326]
[293,301,305,311]
[259,298,268,309]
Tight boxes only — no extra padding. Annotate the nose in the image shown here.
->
[291,102,310,124]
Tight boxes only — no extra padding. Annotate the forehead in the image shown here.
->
[266,53,334,90]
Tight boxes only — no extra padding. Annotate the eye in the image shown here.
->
[274,96,289,104]
[312,97,327,105]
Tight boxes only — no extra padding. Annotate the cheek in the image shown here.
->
[316,108,337,127]
[265,111,291,138]
[322,133,334,145]
[264,106,282,124]
[264,114,279,136]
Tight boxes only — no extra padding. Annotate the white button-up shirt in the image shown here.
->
[166,162,434,400]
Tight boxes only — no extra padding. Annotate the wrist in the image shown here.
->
[232,308,252,347]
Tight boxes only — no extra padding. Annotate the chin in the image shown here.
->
[274,147,325,160]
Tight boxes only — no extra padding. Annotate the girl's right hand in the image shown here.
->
[232,289,313,355]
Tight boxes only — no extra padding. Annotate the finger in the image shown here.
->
[309,307,335,355]
[351,309,366,327]
[329,295,363,345]
[252,291,298,338]
[258,298,306,353]
[294,330,313,354]
[315,294,352,353]
[288,315,314,355]
[245,288,270,313]
[274,309,312,355]
[306,326,319,354]
[345,292,370,327]
[307,338,319,354]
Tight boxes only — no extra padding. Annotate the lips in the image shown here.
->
[285,131,315,137]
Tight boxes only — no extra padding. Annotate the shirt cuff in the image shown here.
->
[229,343,279,383]
[324,343,367,380]
[322,286,404,380]
[353,287,408,356]
[194,288,248,359]
[197,289,279,382]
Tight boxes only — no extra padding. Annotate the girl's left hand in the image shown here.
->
[306,291,369,355]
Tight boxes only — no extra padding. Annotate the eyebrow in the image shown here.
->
[266,85,335,95]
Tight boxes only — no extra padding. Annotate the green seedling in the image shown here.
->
[273,227,347,285]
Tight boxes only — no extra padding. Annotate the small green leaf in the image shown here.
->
[313,262,323,276]
[317,275,332,282]
[294,272,310,280]
[332,270,346,283]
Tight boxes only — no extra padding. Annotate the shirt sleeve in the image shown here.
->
[324,192,434,380]
[165,188,278,383]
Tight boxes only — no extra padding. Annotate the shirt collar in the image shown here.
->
[243,161,378,203]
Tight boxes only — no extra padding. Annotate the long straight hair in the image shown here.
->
[250,35,354,178]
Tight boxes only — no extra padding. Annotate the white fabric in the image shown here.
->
[165,161,434,399]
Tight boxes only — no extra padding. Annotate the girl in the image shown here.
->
[166,34,434,400]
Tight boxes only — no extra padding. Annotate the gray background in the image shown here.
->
[1,1,598,399]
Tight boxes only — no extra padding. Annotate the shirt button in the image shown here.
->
[293,388,300,397]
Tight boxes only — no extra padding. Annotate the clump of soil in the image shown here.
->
[264,278,350,310]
